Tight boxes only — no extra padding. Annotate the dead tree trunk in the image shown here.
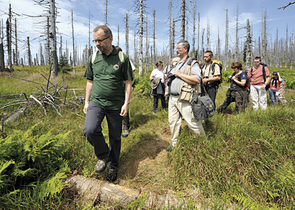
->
[117,25,119,47]
[145,14,149,75]
[181,0,185,40]
[201,28,204,57]
[153,8,155,64]
[0,43,4,71]
[169,0,172,61]
[285,25,288,68]
[246,19,252,73]
[235,3,239,62]
[192,0,196,58]
[197,12,200,59]
[105,0,108,25]
[172,18,175,57]
[15,18,18,66]
[49,0,58,77]
[125,13,129,56]
[225,9,229,70]
[71,10,76,73]
[40,43,45,65]
[27,37,31,67]
[206,18,210,50]
[46,16,50,65]
[6,19,12,69]
[138,0,143,76]
[59,35,62,60]
[275,28,279,68]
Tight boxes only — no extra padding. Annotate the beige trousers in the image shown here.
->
[168,95,205,146]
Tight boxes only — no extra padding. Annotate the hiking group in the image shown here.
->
[82,25,283,182]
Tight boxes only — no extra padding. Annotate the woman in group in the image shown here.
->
[217,62,249,113]
[268,72,282,106]
[150,61,166,114]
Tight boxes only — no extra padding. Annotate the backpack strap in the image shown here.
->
[91,51,97,64]
[262,64,266,83]
[91,50,125,73]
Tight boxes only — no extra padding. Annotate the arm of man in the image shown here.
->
[120,79,132,117]
[83,80,93,114]
[174,69,201,85]
[261,67,271,89]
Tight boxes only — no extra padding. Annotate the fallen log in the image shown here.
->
[65,175,188,209]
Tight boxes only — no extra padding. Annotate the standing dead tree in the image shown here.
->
[125,13,129,56]
[224,9,229,70]
[181,0,185,40]
[71,9,76,73]
[245,19,252,72]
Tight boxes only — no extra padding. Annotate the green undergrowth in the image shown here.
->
[167,105,295,209]
[0,123,72,209]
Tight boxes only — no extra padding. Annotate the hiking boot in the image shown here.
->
[95,158,107,173]
[122,129,129,137]
[107,168,118,182]
[166,145,174,152]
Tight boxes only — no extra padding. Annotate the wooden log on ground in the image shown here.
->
[65,175,187,209]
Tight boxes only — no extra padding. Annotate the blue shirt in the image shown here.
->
[230,72,247,88]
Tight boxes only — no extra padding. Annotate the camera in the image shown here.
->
[167,73,176,86]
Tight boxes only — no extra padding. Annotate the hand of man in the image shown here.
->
[203,78,209,84]
[120,103,128,117]
[83,103,89,114]
[260,84,266,90]
[174,69,182,77]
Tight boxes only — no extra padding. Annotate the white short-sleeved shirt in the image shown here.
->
[151,69,165,83]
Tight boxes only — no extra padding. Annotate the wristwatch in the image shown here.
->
[125,100,130,104]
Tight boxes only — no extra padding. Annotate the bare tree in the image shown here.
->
[117,25,119,47]
[49,0,58,77]
[153,8,155,64]
[169,0,172,61]
[224,9,229,70]
[206,18,210,50]
[125,13,129,56]
[14,18,18,66]
[138,0,143,75]
[105,0,108,25]
[245,19,252,72]
[235,3,239,61]
[71,9,76,73]
[197,12,200,59]
[192,0,196,58]
[27,37,31,67]
[285,24,288,68]
[181,0,185,40]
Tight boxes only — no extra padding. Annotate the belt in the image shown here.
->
[170,93,179,96]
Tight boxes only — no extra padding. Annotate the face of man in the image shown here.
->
[254,59,261,68]
[93,29,113,54]
[176,43,187,59]
[204,53,212,63]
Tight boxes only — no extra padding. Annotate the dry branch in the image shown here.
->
[65,175,188,209]
[278,1,295,9]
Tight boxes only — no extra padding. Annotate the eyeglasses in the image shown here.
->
[92,36,110,43]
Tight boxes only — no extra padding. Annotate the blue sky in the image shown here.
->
[0,0,294,62]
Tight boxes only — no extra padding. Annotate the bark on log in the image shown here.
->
[279,75,288,104]
[65,175,187,209]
